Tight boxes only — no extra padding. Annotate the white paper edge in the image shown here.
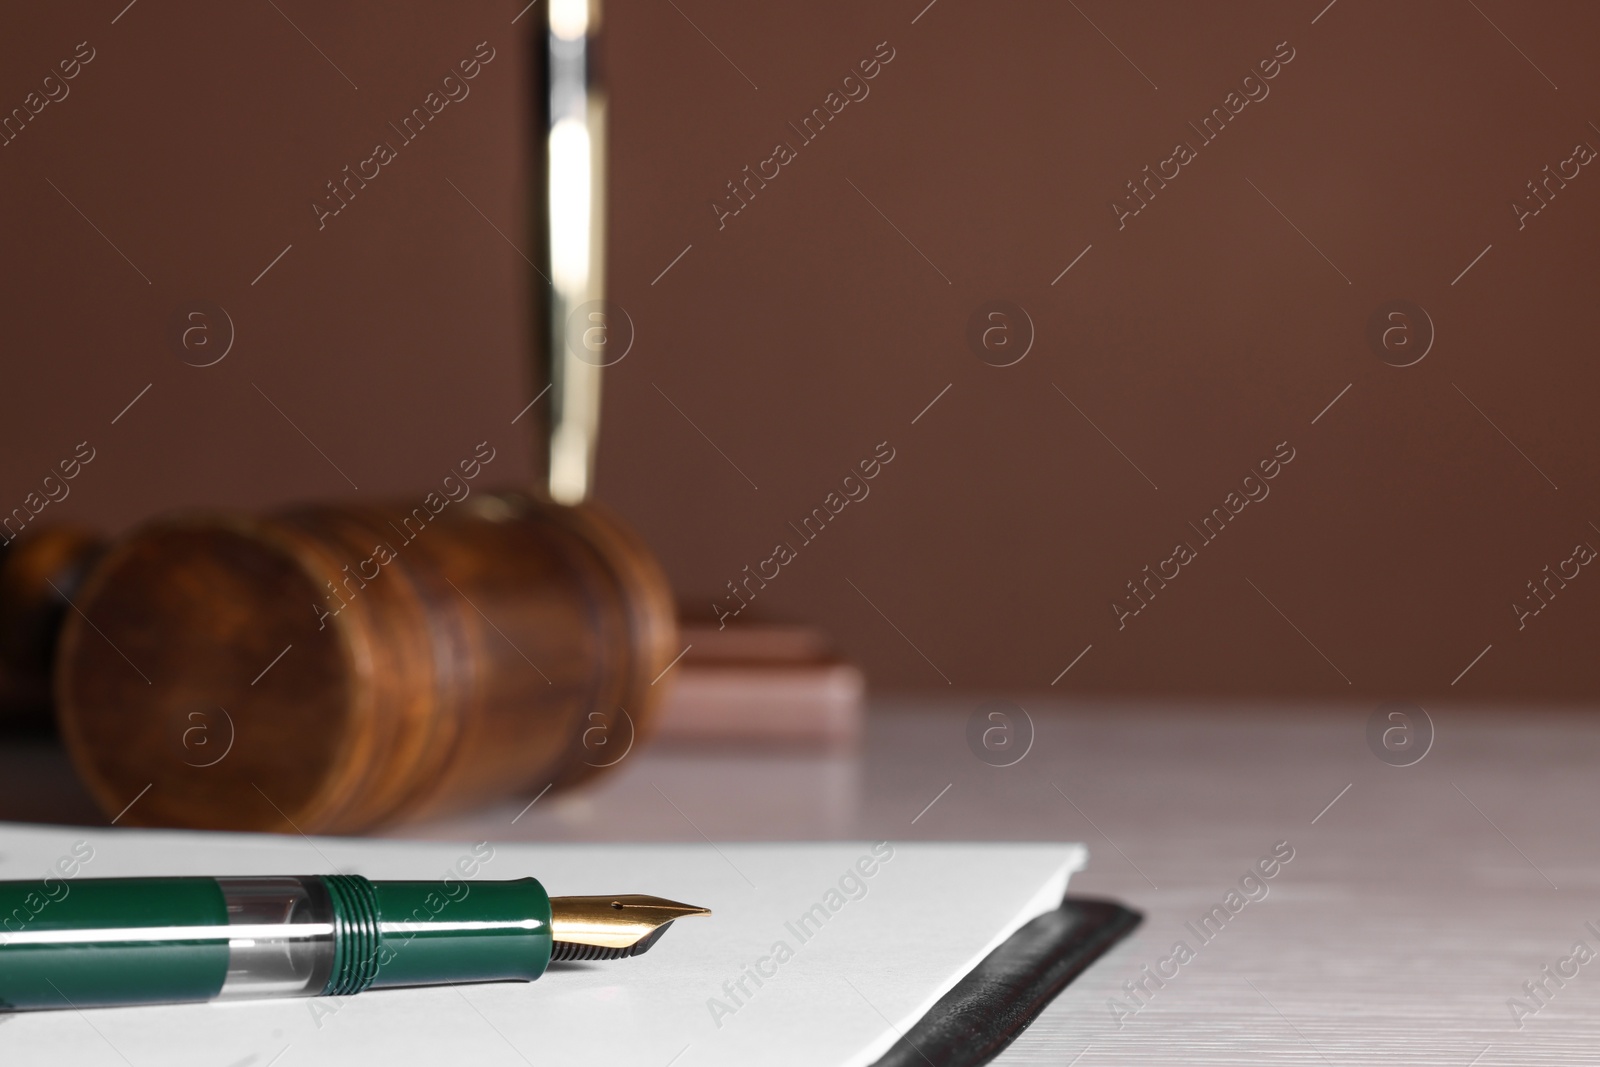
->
[842,842,1088,1067]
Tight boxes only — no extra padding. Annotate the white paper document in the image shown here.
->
[0,823,1084,1066]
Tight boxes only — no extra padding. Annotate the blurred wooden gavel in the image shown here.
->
[0,5,669,834]
[2,492,673,834]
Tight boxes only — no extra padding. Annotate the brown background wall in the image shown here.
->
[4,1,1598,701]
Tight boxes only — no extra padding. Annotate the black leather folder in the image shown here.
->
[871,898,1141,1067]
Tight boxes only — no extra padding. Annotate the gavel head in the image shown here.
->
[0,524,106,728]
[53,491,676,834]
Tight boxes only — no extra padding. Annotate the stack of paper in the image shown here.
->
[0,823,1083,1066]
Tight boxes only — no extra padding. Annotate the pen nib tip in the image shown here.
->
[549,895,710,961]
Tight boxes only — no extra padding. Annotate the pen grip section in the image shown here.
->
[363,876,553,990]
[364,876,556,991]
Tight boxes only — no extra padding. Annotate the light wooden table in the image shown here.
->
[5,700,1595,1064]
[410,699,1600,1066]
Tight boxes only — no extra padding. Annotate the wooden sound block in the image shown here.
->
[652,622,865,747]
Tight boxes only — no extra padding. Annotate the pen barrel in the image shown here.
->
[0,877,231,1010]
[0,875,553,1011]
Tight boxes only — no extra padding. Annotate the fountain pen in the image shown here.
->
[0,875,709,1011]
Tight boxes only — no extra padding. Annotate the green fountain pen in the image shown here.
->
[0,875,710,1011]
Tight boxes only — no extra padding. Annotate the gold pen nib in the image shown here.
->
[548,895,711,962]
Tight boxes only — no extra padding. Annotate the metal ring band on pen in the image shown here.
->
[323,874,383,996]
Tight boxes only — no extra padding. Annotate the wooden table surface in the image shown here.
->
[5,700,1596,1064]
